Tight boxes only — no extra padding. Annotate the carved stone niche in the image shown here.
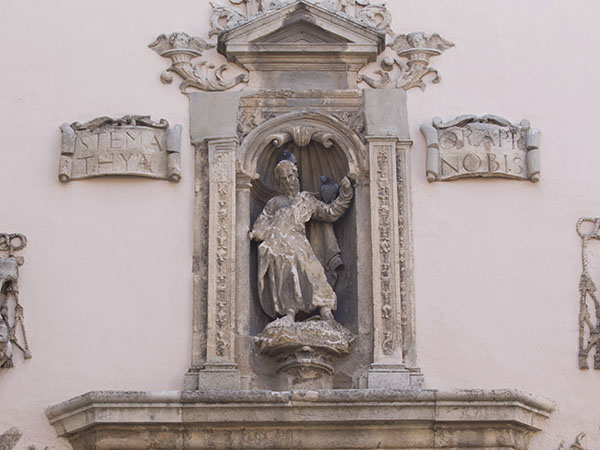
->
[181,86,425,392]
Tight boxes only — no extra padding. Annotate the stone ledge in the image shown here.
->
[46,389,554,450]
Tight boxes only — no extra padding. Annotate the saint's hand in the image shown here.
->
[339,176,353,198]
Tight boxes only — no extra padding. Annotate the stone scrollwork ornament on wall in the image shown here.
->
[359,32,455,91]
[149,32,248,92]
[576,218,600,370]
[151,0,454,93]
[558,433,589,450]
[0,234,31,369]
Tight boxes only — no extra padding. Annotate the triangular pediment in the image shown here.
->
[218,0,385,55]
[255,21,352,45]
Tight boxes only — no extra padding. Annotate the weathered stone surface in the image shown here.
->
[0,428,22,450]
[46,389,554,450]
[0,233,31,369]
[421,115,541,182]
[189,92,246,143]
[250,160,353,323]
[364,88,409,138]
[186,88,420,390]
[255,317,355,389]
[152,1,453,92]
[236,90,365,143]
[248,156,354,389]
[210,0,394,38]
[218,1,385,89]
[59,115,182,182]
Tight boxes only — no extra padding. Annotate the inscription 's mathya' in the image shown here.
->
[421,115,541,182]
[59,115,182,182]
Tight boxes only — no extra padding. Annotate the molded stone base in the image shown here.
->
[46,389,554,450]
[368,364,425,390]
[254,318,355,390]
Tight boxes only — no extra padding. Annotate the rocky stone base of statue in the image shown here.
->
[254,317,355,390]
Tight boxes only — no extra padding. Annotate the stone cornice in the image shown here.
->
[47,389,554,450]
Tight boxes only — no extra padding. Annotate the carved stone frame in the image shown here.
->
[185,89,421,390]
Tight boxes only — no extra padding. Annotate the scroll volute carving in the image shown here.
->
[266,126,337,150]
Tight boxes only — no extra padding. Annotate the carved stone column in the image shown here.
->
[364,89,422,389]
[200,136,239,386]
[234,170,255,389]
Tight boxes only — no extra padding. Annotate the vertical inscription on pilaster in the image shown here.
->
[376,149,394,356]
[396,147,408,361]
[370,139,403,362]
[207,138,237,362]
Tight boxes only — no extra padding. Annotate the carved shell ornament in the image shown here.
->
[150,0,454,92]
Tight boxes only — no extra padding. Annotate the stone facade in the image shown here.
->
[3,1,599,449]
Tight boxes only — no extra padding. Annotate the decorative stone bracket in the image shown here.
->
[0,233,31,369]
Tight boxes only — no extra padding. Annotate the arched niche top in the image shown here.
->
[239,112,366,180]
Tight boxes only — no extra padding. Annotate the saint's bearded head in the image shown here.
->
[274,160,300,195]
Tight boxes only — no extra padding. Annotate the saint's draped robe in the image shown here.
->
[251,189,352,319]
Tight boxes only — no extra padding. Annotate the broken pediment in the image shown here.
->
[217,0,385,88]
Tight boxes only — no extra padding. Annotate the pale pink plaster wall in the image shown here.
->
[0,0,598,449]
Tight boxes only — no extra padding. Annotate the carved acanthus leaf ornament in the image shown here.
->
[149,32,248,92]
